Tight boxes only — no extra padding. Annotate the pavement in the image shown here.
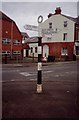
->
[2,61,79,119]
[2,80,79,119]
[2,61,77,68]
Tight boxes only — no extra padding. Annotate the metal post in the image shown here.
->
[5,54,7,64]
[37,37,42,93]
[22,49,24,63]
[22,40,24,63]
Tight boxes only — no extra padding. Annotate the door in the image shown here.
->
[43,45,49,58]
[26,49,28,57]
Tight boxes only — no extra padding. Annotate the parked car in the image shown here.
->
[47,55,55,62]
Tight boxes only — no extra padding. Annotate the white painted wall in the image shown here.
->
[39,14,75,43]
[29,43,38,57]
[23,49,26,57]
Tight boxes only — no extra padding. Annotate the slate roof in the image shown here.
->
[21,32,29,38]
[61,14,77,23]
[47,11,79,24]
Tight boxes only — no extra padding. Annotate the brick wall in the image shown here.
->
[42,42,74,61]
[2,19,22,60]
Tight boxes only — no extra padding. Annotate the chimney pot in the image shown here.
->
[55,7,61,14]
[48,13,53,18]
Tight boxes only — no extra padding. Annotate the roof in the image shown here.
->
[47,13,78,23]
[61,14,78,23]
[47,8,78,23]
[21,32,29,38]
[0,11,24,35]
[0,11,13,22]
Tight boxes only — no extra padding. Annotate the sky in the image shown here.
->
[0,0,79,37]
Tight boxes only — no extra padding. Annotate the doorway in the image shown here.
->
[43,45,49,58]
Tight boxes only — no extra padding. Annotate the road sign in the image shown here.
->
[24,24,38,31]
[42,28,58,35]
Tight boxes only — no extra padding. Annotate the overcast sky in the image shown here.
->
[0,0,79,37]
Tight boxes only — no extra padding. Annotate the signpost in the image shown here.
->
[24,24,38,31]
[37,15,43,93]
[24,16,43,93]
[37,37,42,93]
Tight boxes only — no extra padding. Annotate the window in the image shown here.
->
[61,48,68,55]
[76,46,79,55]
[63,33,67,41]
[13,51,20,55]
[13,40,20,45]
[24,36,27,40]
[47,37,52,41]
[35,47,37,53]
[2,38,11,44]
[78,32,79,40]
[49,23,52,29]
[2,51,10,55]
[30,47,33,53]
[64,21,68,27]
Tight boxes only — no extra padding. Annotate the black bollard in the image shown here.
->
[37,37,42,93]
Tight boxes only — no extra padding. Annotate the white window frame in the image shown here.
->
[61,48,68,56]
[13,40,20,45]
[30,47,33,53]
[35,47,37,53]
[63,33,67,41]
[64,21,68,27]
[78,32,79,40]
[13,51,20,55]
[2,51,10,55]
[47,37,52,41]
[2,38,11,44]
[49,22,52,29]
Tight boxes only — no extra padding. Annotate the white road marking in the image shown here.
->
[60,74,64,77]
[0,79,16,83]
[2,70,20,72]
[67,91,70,93]
[55,75,60,77]
[65,72,69,74]
[30,78,37,81]
[19,72,36,77]
[0,81,6,83]
[43,71,52,73]
[20,71,53,77]
[70,71,76,74]
[65,71,76,74]
[11,80,15,82]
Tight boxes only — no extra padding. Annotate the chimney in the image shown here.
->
[48,13,53,18]
[55,7,61,14]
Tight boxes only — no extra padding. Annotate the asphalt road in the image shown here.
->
[2,61,77,82]
[2,61,79,119]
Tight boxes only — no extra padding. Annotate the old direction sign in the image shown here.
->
[42,28,59,35]
[24,24,38,31]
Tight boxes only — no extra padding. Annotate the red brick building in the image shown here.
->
[0,11,24,63]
